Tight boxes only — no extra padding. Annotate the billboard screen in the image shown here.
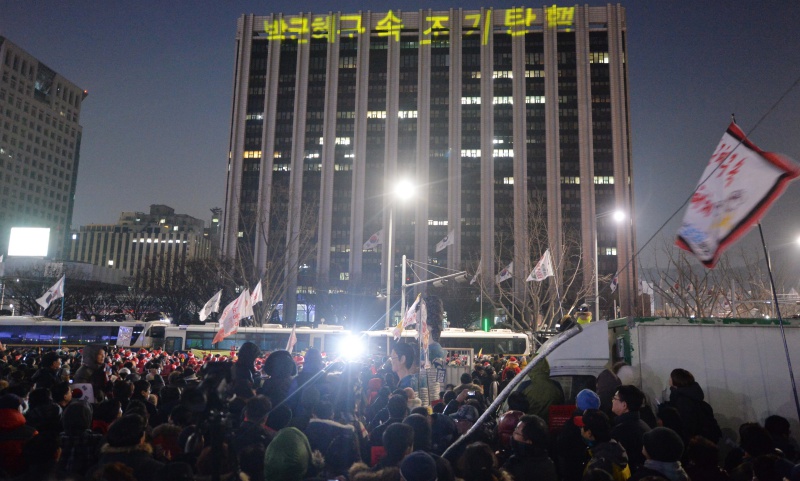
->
[8,227,50,257]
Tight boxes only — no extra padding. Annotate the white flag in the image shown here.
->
[527,249,554,282]
[470,260,482,285]
[676,122,800,267]
[199,289,222,322]
[213,289,252,344]
[610,275,619,293]
[638,280,654,296]
[285,324,298,352]
[362,229,384,250]
[393,294,421,339]
[495,262,513,284]
[435,230,455,252]
[251,280,263,305]
[36,275,65,309]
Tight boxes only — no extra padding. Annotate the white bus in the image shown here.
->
[360,328,532,359]
[162,324,355,357]
[0,316,170,349]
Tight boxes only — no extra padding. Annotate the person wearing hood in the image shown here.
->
[665,368,720,442]
[522,356,565,423]
[630,427,689,481]
[73,343,109,399]
[502,414,558,481]
[579,409,631,481]
[58,400,104,478]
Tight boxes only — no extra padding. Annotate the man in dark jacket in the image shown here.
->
[232,395,274,455]
[304,400,359,459]
[31,351,61,389]
[503,414,558,481]
[610,385,651,472]
[580,409,631,480]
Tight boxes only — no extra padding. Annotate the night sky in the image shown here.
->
[2,1,799,275]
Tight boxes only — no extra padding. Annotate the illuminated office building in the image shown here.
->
[0,37,85,258]
[223,6,637,324]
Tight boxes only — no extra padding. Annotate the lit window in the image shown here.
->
[604,247,617,256]
[107,260,114,266]
[525,96,545,104]
[560,176,580,184]
[243,150,262,158]
[367,111,387,119]
[71,233,77,240]
[503,177,514,185]
[237,231,244,237]
[339,272,350,281]
[594,176,615,184]
[173,226,178,231]
[160,219,165,224]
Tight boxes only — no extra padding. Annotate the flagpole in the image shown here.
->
[58,275,65,349]
[757,223,800,422]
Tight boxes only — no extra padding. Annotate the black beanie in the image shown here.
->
[643,427,685,462]
[106,414,146,447]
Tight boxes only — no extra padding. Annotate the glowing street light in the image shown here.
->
[385,179,415,330]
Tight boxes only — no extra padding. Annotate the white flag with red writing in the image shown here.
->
[676,122,799,267]
[213,289,253,344]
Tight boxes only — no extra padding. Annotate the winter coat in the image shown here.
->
[629,460,689,481]
[596,368,622,416]
[502,443,558,481]
[522,357,565,422]
[667,381,719,442]
[558,411,590,481]
[305,418,358,459]
[583,439,631,481]
[611,411,651,471]
[0,408,38,476]
[349,462,400,481]
[31,366,59,389]
[87,443,165,481]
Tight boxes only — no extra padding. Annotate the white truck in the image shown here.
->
[542,317,800,437]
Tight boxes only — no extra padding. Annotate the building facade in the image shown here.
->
[67,205,212,278]
[0,37,85,258]
[222,6,637,326]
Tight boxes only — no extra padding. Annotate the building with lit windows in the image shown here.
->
[67,205,212,278]
[0,37,85,258]
[222,6,637,326]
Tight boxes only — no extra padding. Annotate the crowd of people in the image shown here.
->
[0,313,799,480]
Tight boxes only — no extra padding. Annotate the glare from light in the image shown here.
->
[394,179,415,201]
[612,210,626,223]
[340,334,365,360]
[796,235,800,246]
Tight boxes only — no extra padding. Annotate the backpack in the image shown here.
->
[696,399,722,443]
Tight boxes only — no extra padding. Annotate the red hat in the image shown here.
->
[508,356,517,362]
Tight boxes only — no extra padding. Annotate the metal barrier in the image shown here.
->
[444,348,474,387]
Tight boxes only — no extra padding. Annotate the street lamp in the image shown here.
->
[385,179,415,331]
[595,209,625,321]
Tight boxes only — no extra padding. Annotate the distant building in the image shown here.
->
[223,6,637,323]
[67,205,211,278]
[0,37,86,258]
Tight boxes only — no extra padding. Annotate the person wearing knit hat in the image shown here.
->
[631,427,689,481]
[263,427,314,481]
[576,389,601,411]
[400,450,438,481]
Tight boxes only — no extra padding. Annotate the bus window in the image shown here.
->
[164,337,183,353]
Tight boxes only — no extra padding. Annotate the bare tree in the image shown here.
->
[642,237,793,318]
[472,196,596,331]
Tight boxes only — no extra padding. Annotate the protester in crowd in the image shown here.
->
[258,349,297,406]
[522,356,564,423]
[391,341,419,392]
[558,389,601,481]
[610,384,652,471]
[684,435,731,481]
[458,441,513,481]
[0,394,38,477]
[87,414,165,481]
[765,414,799,462]
[630,427,689,481]
[579,409,631,481]
[31,351,61,389]
[58,400,104,478]
[665,368,721,443]
[502,414,558,481]
[263,427,320,481]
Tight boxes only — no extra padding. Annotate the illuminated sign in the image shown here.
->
[260,6,577,45]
